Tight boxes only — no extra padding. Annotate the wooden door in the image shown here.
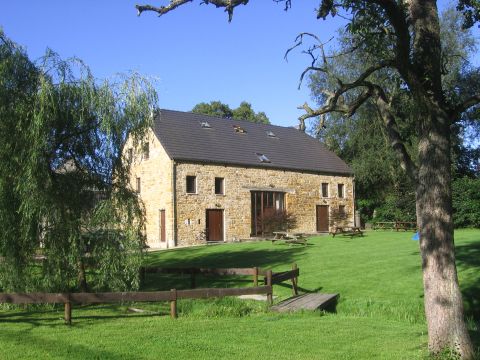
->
[206,209,224,242]
[316,205,329,232]
[159,210,166,242]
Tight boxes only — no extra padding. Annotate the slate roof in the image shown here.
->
[152,109,353,175]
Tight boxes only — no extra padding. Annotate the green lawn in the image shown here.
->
[1,230,479,359]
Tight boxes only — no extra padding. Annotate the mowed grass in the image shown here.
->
[1,229,479,359]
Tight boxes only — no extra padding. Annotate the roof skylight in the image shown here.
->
[266,130,277,138]
[200,121,211,128]
[256,153,271,163]
[233,125,246,133]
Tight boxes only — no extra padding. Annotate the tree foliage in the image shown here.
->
[0,31,158,293]
[452,177,480,228]
[309,8,479,223]
[192,100,270,124]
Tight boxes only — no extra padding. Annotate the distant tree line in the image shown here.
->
[192,100,270,124]
[309,8,480,228]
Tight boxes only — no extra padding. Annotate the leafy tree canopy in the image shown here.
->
[0,31,158,293]
[192,100,270,124]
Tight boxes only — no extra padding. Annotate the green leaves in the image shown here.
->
[0,31,157,292]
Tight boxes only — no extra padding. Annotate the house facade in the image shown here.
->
[127,109,354,248]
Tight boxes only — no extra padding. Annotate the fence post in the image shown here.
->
[266,270,273,306]
[253,267,258,287]
[64,295,72,325]
[170,289,178,319]
[190,270,196,289]
[291,263,299,296]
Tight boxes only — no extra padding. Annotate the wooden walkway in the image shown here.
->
[271,293,339,313]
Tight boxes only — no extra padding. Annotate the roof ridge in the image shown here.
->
[159,108,296,131]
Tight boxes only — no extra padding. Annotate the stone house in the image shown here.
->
[127,109,354,248]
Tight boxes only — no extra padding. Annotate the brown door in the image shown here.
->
[159,210,166,242]
[316,205,329,232]
[206,209,224,242]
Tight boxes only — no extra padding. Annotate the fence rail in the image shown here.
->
[372,221,417,231]
[0,264,300,324]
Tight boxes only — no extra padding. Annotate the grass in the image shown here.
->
[1,229,479,359]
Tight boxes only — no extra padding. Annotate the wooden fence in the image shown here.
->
[372,221,417,231]
[0,264,300,324]
[141,263,299,295]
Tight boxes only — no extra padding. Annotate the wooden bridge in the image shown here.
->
[271,293,339,313]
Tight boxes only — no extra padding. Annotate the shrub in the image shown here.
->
[452,177,480,228]
[261,210,297,234]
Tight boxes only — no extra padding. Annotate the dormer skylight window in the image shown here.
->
[256,153,271,163]
[200,121,211,129]
[233,125,246,134]
[266,130,277,138]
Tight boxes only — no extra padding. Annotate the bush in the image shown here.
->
[452,177,480,228]
[373,191,416,222]
[261,210,297,234]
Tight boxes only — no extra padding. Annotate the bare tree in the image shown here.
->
[135,1,480,357]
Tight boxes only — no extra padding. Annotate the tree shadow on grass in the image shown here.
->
[0,303,171,330]
[144,246,307,291]
[455,241,480,348]
[0,327,122,359]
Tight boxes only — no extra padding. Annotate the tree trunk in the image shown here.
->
[416,108,474,359]
[77,259,88,292]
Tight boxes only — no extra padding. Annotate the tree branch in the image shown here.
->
[136,0,249,21]
[372,85,418,181]
[449,94,480,122]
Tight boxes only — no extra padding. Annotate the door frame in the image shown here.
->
[159,209,166,242]
[316,205,330,232]
[206,209,224,242]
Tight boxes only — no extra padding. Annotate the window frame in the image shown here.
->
[136,177,141,193]
[186,175,197,194]
[143,142,149,160]
[215,177,225,195]
[321,183,329,198]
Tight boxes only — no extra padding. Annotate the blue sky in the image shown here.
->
[0,1,346,127]
[1,1,478,128]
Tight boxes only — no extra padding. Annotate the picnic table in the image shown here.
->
[330,226,364,238]
[272,232,308,245]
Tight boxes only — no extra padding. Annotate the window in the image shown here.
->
[233,125,246,133]
[321,183,329,197]
[127,148,133,162]
[215,177,224,195]
[143,142,149,160]
[339,205,346,217]
[186,176,197,194]
[256,153,271,163]
[136,177,141,193]
[338,184,344,198]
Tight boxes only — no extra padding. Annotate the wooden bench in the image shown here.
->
[330,227,363,238]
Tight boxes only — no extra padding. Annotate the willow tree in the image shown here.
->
[135,1,480,357]
[0,32,157,293]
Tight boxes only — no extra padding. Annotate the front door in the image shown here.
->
[206,209,224,242]
[159,210,166,242]
[316,205,329,232]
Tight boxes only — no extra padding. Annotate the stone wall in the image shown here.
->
[126,129,174,249]
[175,162,354,246]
